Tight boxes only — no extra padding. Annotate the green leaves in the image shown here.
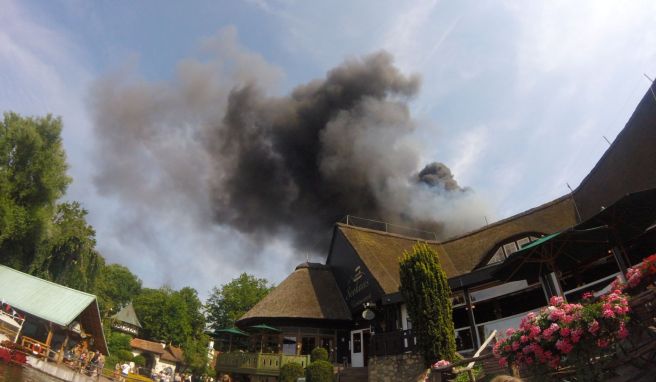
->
[399,243,456,366]
[95,264,142,317]
[0,112,71,269]
[205,273,272,330]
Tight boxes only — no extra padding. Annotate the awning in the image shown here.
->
[575,188,656,244]
[248,324,281,333]
[214,327,249,337]
[493,225,611,282]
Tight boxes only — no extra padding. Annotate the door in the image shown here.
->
[350,329,369,367]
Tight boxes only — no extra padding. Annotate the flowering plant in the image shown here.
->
[432,359,451,368]
[493,291,630,379]
[612,253,656,293]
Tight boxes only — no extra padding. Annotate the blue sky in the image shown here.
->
[1,0,655,298]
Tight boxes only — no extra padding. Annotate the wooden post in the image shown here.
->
[45,324,54,361]
[58,332,70,364]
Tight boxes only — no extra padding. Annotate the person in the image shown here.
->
[120,361,130,381]
[95,353,105,379]
[221,374,232,382]
[113,363,121,380]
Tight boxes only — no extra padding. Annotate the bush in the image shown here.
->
[133,354,146,366]
[280,362,305,382]
[310,347,328,362]
[305,360,333,382]
[117,349,134,362]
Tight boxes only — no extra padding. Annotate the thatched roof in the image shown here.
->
[336,195,577,295]
[336,224,458,295]
[573,86,656,220]
[440,195,578,271]
[238,263,351,325]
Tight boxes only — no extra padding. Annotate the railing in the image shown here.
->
[20,336,49,358]
[216,352,311,376]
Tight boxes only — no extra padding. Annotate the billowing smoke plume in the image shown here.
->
[91,28,487,259]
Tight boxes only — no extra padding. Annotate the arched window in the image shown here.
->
[485,232,546,266]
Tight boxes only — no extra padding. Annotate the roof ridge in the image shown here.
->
[438,194,572,244]
[336,222,440,243]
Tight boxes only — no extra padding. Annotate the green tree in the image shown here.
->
[206,273,272,330]
[106,330,133,355]
[0,112,70,270]
[399,243,456,366]
[95,264,142,317]
[133,286,206,345]
[181,333,211,375]
[32,202,105,292]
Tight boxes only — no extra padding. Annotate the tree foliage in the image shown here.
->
[280,362,305,382]
[206,273,272,330]
[133,287,206,345]
[0,112,70,270]
[32,202,105,292]
[399,243,456,366]
[95,264,142,317]
[305,360,333,382]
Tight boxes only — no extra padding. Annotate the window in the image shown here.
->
[486,234,545,266]
[282,336,297,355]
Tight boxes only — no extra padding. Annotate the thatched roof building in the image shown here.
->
[238,262,352,327]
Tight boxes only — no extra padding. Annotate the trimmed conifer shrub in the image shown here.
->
[305,360,333,382]
[280,362,305,382]
[310,346,328,362]
[399,242,456,366]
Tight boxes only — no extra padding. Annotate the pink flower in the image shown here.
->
[556,339,573,354]
[520,335,528,343]
[618,323,629,339]
[499,357,508,368]
[559,327,571,337]
[505,328,515,336]
[588,320,600,335]
[512,341,520,351]
[597,338,609,348]
[571,328,583,343]
[432,359,451,368]
[603,308,615,318]
[549,296,564,306]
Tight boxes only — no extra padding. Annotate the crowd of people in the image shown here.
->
[63,343,105,378]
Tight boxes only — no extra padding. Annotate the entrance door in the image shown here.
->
[350,329,369,367]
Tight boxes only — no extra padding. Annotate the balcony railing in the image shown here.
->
[216,352,311,376]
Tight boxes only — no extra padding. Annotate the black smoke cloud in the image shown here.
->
[91,29,486,259]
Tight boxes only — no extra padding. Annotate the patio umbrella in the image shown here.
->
[493,225,612,282]
[214,327,248,352]
[248,324,281,353]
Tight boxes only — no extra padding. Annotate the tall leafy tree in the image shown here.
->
[95,264,143,317]
[399,243,456,366]
[0,112,70,270]
[133,286,206,345]
[32,202,105,292]
[206,273,272,330]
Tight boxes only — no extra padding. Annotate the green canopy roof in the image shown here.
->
[0,265,96,326]
[214,327,248,336]
[111,302,142,328]
[248,324,281,332]
[494,226,611,281]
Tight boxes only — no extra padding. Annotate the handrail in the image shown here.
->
[20,336,49,358]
